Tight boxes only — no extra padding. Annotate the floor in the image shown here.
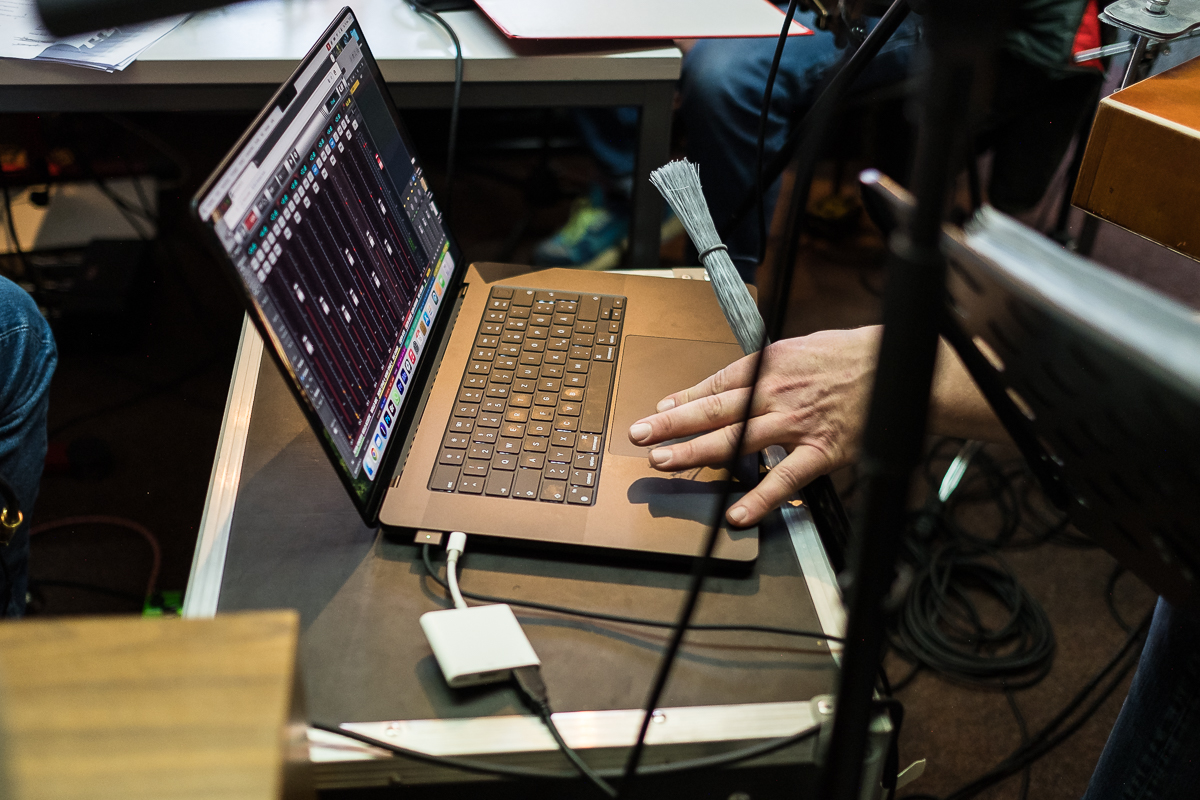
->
[4,92,1194,799]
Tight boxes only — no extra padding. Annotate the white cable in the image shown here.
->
[446,531,469,610]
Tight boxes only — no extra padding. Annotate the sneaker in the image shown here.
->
[533,185,628,270]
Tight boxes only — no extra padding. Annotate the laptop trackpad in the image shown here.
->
[609,336,746,458]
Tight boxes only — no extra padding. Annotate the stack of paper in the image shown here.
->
[0,0,185,72]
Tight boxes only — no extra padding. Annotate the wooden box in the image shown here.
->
[0,611,311,800]
[1073,57,1200,261]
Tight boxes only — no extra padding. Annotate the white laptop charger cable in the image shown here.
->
[444,530,468,610]
[419,532,617,797]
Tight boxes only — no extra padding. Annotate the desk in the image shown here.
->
[0,0,680,266]
[181,267,883,795]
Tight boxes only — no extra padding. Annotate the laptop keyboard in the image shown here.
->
[428,286,626,505]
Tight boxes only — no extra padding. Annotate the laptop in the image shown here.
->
[192,7,758,563]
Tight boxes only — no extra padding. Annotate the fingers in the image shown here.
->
[726,446,831,527]
[654,351,761,413]
[629,387,758,447]
[642,415,783,472]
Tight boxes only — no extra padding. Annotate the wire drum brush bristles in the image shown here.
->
[650,160,794,485]
[650,160,766,356]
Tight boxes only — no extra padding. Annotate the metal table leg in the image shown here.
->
[628,81,676,268]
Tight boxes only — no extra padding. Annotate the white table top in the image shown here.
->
[0,0,681,88]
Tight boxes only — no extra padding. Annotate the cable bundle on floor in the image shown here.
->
[903,609,1152,800]
[885,440,1062,692]
[870,438,1154,800]
[890,539,1055,691]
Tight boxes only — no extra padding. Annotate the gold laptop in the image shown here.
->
[193,9,757,562]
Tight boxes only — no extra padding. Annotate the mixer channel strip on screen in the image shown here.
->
[429,287,626,504]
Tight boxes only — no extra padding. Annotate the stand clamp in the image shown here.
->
[1101,0,1200,41]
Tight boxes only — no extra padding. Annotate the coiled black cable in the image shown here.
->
[882,438,1155,799]
[886,439,1083,693]
[890,539,1056,690]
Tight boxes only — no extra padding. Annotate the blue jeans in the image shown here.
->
[679,10,920,279]
[0,275,57,617]
[1083,598,1200,800]
[575,10,921,281]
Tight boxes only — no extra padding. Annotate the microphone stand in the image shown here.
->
[767,0,911,336]
[720,0,913,249]
[816,3,1017,799]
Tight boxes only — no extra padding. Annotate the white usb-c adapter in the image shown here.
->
[419,532,541,688]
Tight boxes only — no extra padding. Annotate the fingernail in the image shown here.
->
[649,448,671,466]
[728,506,748,525]
[656,398,676,413]
[630,422,652,442]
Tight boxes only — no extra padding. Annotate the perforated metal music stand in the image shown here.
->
[862,169,1200,618]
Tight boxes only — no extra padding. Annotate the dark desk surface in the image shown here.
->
[186,271,855,791]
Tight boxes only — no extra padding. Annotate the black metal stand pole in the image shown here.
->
[720,0,912,247]
[817,4,1015,800]
[762,0,913,341]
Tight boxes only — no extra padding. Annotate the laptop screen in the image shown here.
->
[196,10,457,502]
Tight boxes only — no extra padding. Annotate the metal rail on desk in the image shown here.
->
[184,271,862,791]
[308,700,829,789]
[181,315,263,619]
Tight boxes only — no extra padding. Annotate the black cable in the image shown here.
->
[412,2,463,222]
[421,544,841,644]
[102,113,191,189]
[889,540,1056,690]
[620,6,891,792]
[1004,688,1031,800]
[887,440,1086,695]
[27,578,144,605]
[1105,565,1132,633]
[47,352,223,440]
[874,440,1151,798]
[513,666,617,798]
[91,178,154,240]
[312,720,594,780]
[936,447,1022,549]
[903,609,1152,800]
[617,305,777,797]
[312,719,819,781]
[719,0,912,241]
[937,610,1151,800]
[888,660,921,692]
[62,116,156,240]
[1012,608,1148,760]
[754,0,801,263]
[419,544,832,789]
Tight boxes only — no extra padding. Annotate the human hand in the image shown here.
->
[627,327,881,526]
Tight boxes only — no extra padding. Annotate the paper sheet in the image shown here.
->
[0,0,185,71]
